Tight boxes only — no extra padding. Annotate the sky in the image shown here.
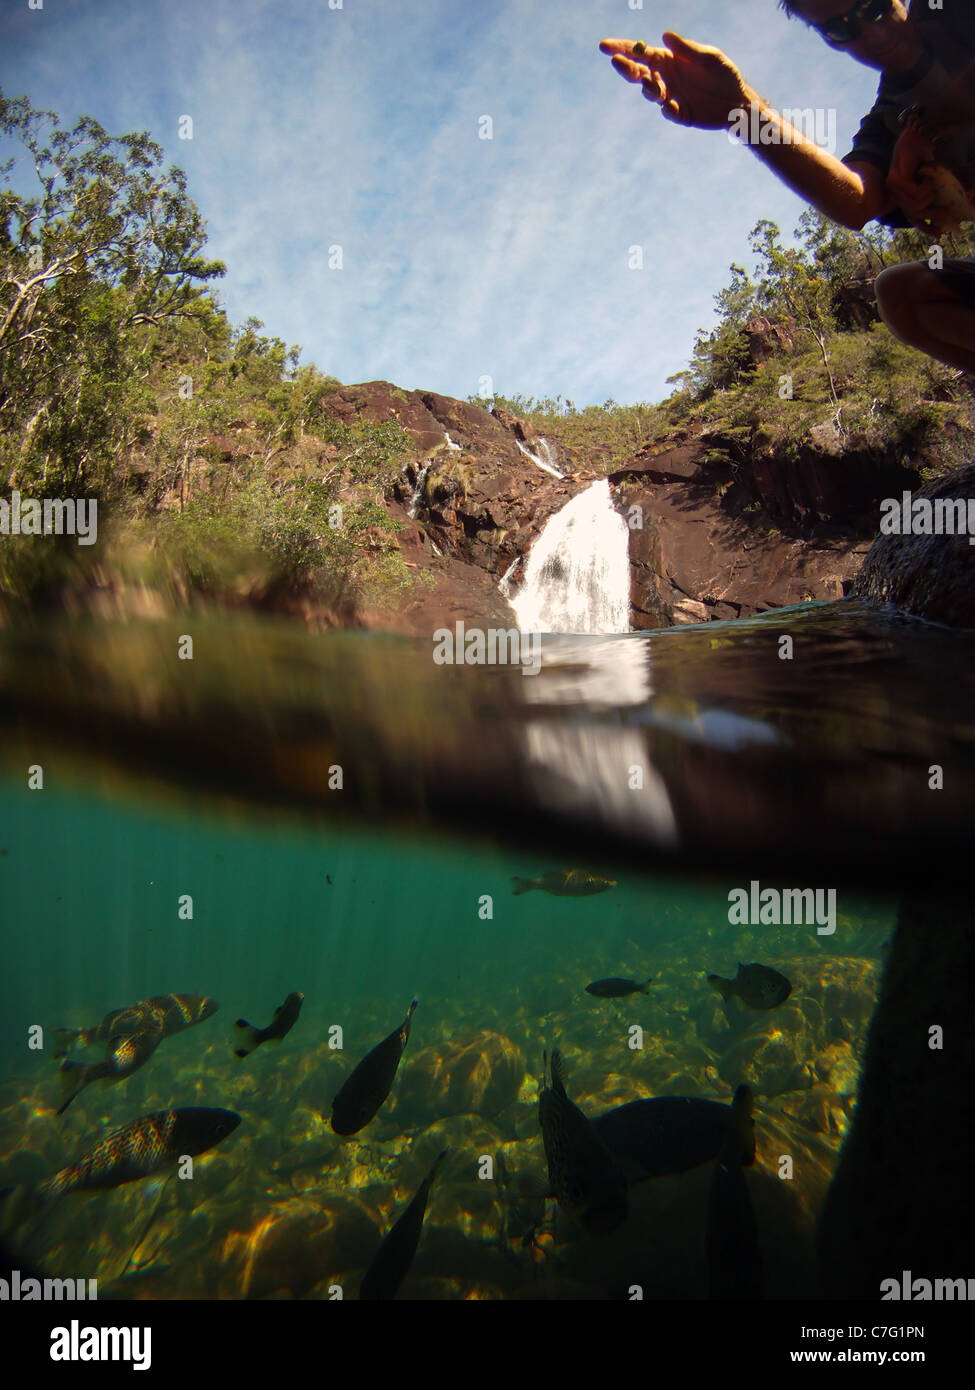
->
[0,0,883,408]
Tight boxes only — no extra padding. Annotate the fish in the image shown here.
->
[706,1084,762,1299]
[538,1049,628,1236]
[330,998,417,1136]
[1,1108,241,1227]
[585,976,652,999]
[233,991,304,1058]
[359,1150,447,1300]
[57,1022,165,1116]
[52,993,220,1112]
[707,963,791,1011]
[53,993,219,1058]
[593,1094,755,1180]
[512,870,616,897]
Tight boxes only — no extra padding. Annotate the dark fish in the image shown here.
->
[585,977,651,999]
[233,991,304,1058]
[707,1084,762,1299]
[538,1049,628,1236]
[593,1095,755,1179]
[512,870,615,897]
[57,1022,164,1116]
[0,1109,241,1223]
[330,998,417,1136]
[707,963,791,1011]
[359,1150,447,1300]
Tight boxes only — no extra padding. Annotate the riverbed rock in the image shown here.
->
[396,1031,526,1127]
[850,462,975,627]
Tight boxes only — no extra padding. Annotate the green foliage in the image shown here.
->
[0,94,421,615]
[466,392,671,474]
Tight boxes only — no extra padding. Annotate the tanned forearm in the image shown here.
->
[733,85,887,230]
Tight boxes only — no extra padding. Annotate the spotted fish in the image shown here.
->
[538,1049,628,1236]
[330,999,417,1136]
[54,993,220,1113]
[1,1108,240,1229]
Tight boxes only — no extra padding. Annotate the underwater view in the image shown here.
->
[0,604,971,1317]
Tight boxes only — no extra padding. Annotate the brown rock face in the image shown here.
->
[850,462,975,627]
[397,1031,526,1127]
[609,436,872,626]
[319,382,596,634]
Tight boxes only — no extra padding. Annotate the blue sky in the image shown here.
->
[1,0,882,408]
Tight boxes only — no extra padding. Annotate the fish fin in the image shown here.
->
[707,974,732,1001]
[427,1150,449,1185]
[56,1060,97,1115]
[232,1020,260,1058]
[549,1049,567,1097]
[729,1084,756,1166]
[511,877,533,895]
[52,1028,82,1060]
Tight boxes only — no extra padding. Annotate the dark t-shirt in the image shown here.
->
[842,3,975,226]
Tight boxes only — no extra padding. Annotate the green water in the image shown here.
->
[0,775,895,1299]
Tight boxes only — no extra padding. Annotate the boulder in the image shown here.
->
[397,1031,526,1126]
[850,462,975,627]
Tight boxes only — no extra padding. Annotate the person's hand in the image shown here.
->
[599,31,750,130]
[887,123,938,229]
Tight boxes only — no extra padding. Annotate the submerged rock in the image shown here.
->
[396,1031,525,1126]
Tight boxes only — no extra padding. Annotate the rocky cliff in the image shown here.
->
[315,380,954,635]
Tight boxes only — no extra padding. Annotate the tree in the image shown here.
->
[0,91,226,497]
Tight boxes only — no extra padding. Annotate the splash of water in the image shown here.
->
[507,479,631,634]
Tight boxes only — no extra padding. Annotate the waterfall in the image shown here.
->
[407,463,431,518]
[517,438,564,479]
[507,479,631,635]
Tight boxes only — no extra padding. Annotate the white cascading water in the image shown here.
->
[517,437,564,479]
[508,479,631,634]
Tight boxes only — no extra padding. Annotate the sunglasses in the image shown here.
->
[814,0,894,45]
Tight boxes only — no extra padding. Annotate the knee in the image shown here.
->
[874,262,927,329]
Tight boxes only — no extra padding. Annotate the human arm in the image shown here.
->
[599,32,892,229]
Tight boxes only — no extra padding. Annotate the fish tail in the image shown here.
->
[707,973,732,1001]
[52,1028,83,1060]
[232,1019,261,1059]
[511,877,534,895]
[57,1059,105,1115]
